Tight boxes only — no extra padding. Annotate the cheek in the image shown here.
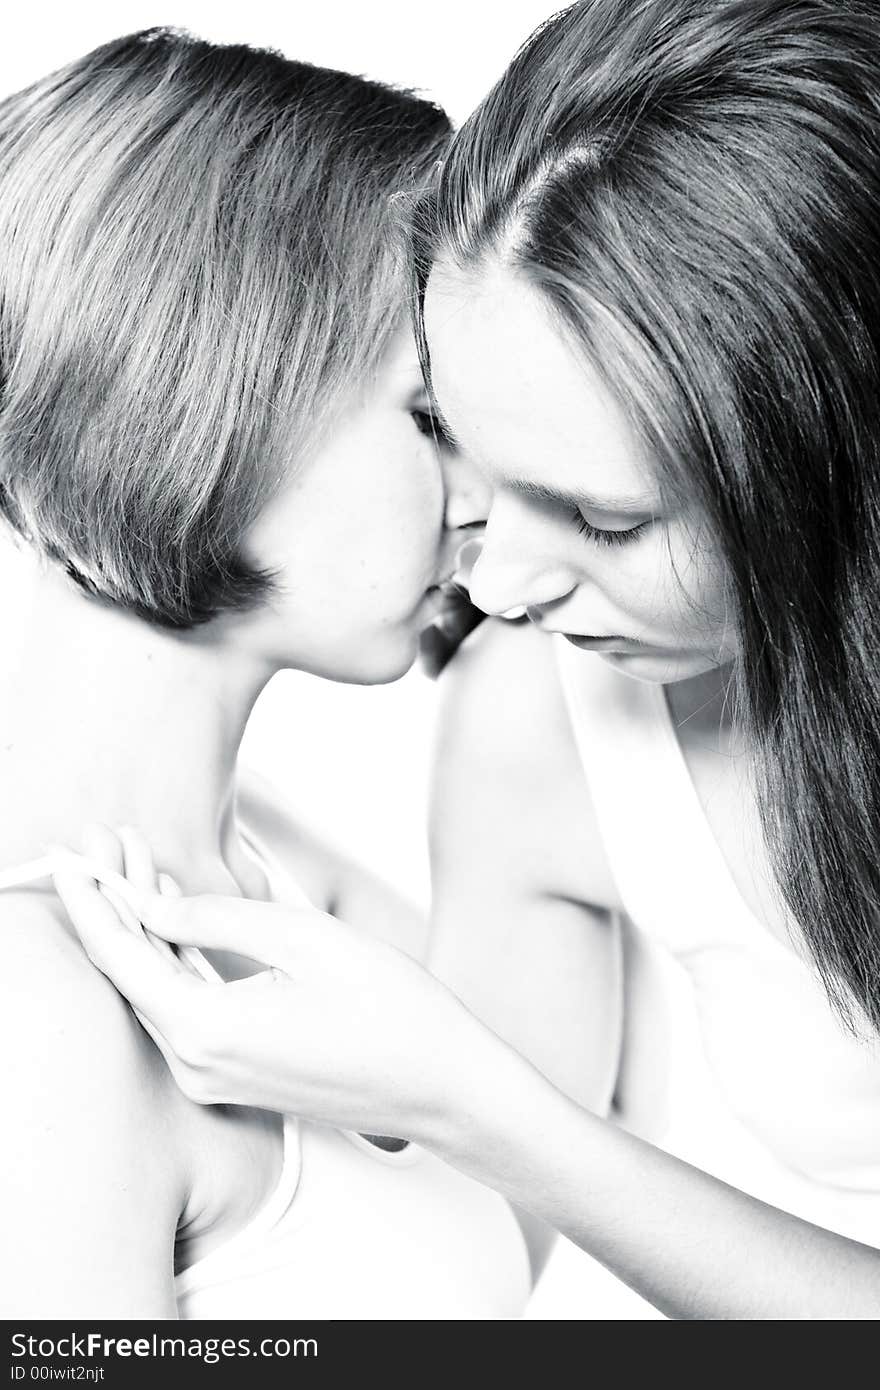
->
[245,433,444,623]
[597,529,730,640]
[651,530,732,640]
[351,445,444,593]
[389,447,445,551]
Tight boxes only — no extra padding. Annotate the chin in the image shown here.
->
[304,631,418,687]
[597,648,723,685]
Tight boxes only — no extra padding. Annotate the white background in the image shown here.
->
[2,1,661,1319]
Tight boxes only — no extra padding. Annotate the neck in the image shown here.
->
[0,534,275,893]
[666,660,740,750]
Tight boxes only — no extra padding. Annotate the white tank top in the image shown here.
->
[0,836,531,1320]
[554,636,880,1248]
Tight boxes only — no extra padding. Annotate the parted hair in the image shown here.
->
[0,28,449,625]
[417,0,880,1033]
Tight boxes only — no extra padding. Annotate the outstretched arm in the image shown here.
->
[55,823,880,1317]
[427,1035,880,1320]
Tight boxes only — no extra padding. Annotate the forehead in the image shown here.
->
[424,259,655,502]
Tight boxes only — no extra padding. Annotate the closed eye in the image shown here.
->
[574,511,650,547]
[411,409,455,449]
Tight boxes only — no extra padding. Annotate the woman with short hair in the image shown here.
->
[0,28,530,1319]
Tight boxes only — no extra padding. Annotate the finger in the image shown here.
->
[79,823,147,934]
[117,825,159,899]
[53,860,200,1035]
[116,827,185,967]
[144,925,190,970]
[81,822,125,877]
[53,856,136,953]
[49,845,153,930]
[144,924,204,978]
[142,893,303,969]
[147,872,210,979]
[55,835,190,978]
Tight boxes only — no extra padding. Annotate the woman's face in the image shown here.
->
[424,260,739,684]
[241,323,463,684]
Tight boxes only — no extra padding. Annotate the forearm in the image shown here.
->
[333,868,427,960]
[430,1030,880,1319]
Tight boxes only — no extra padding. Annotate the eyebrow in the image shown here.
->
[506,477,660,515]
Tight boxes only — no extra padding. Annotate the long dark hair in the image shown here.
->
[416,0,880,1033]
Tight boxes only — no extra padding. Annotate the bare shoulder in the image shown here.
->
[431,618,620,908]
[1,895,185,1128]
[0,896,186,1315]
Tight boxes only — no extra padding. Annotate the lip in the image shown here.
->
[563,633,645,653]
[425,573,467,600]
[421,576,467,616]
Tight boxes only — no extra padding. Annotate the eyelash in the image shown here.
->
[574,512,649,548]
[411,409,454,449]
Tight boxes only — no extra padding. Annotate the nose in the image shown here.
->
[442,451,493,532]
[467,498,580,617]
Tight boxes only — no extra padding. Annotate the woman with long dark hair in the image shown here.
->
[60,1,880,1316]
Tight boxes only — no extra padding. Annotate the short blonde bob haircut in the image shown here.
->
[0,29,449,625]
